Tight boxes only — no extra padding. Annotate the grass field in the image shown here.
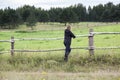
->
[0,22,120,80]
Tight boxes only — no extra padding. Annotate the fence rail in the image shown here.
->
[0,51,10,54]
[93,32,120,35]
[14,38,64,41]
[0,29,120,56]
[0,35,89,42]
[0,40,10,42]
[1,46,120,54]
[14,47,89,53]
[1,46,120,53]
[95,47,120,50]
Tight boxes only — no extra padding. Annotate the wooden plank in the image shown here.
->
[0,40,10,42]
[93,32,120,35]
[14,47,88,53]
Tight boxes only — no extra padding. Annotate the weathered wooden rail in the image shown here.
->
[0,29,120,56]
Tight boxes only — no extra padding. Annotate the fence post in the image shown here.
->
[11,36,15,56]
[88,29,94,55]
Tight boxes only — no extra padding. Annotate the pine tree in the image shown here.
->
[26,12,37,30]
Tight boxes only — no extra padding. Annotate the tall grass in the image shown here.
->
[0,51,120,72]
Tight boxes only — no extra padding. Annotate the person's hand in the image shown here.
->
[73,36,76,38]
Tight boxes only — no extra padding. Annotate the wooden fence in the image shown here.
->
[0,29,120,56]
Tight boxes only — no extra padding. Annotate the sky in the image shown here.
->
[0,0,120,10]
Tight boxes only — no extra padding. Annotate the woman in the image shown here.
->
[64,25,76,61]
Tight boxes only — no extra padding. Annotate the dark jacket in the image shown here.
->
[64,29,76,45]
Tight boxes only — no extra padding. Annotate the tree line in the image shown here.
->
[0,2,120,29]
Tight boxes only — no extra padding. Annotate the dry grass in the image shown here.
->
[0,70,120,80]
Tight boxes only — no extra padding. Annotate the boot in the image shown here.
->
[64,57,68,62]
[64,54,68,62]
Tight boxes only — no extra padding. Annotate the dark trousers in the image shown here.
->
[64,41,71,59]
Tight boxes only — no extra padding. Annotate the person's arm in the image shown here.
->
[70,31,76,38]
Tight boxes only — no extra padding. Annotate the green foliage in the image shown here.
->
[18,5,33,22]
[0,9,3,27]
[60,8,78,25]
[38,10,49,22]
[0,7,20,29]
[0,2,120,29]
[49,8,62,22]
[26,12,37,30]
[72,3,87,21]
